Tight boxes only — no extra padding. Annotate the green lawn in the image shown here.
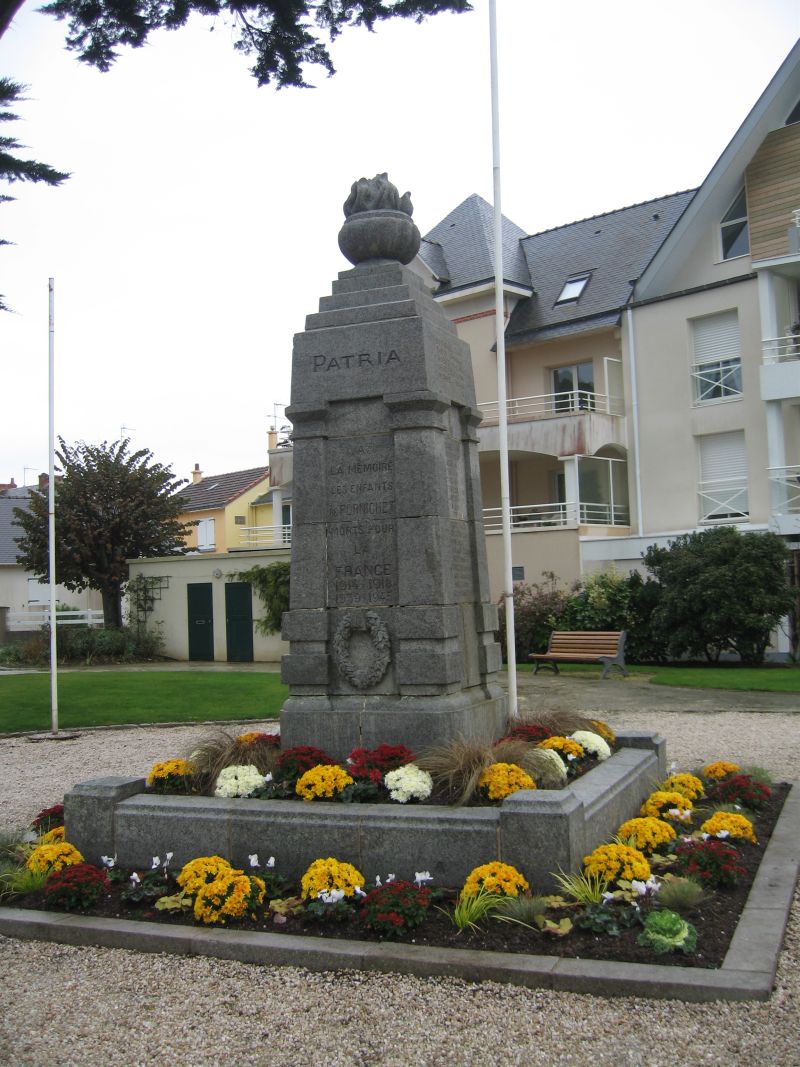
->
[514,660,800,692]
[0,672,287,734]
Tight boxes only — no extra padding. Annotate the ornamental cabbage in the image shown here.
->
[637,909,697,955]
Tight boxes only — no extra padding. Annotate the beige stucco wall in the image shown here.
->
[128,551,290,662]
[507,328,622,404]
[629,276,768,533]
[484,527,582,601]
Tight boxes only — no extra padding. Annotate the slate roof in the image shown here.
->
[175,467,269,513]
[505,190,696,346]
[0,488,34,565]
[420,194,532,294]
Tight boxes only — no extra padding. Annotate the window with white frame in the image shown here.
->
[698,431,748,523]
[720,187,749,260]
[196,517,216,551]
[691,310,743,404]
[552,361,595,412]
[555,274,591,304]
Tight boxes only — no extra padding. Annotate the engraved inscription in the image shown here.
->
[313,350,401,372]
[326,436,397,607]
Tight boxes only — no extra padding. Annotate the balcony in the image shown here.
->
[762,333,800,364]
[698,477,749,525]
[768,465,800,535]
[479,390,624,424]
[483,500,630,532]
[478,391,626,458]
[760,336,800,401]
[235,524,292,550]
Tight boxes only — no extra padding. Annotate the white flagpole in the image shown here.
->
[489,0,518,717]
[48,277,59,735]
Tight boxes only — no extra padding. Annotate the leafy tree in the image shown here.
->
[231,560,290,634]
[0,78,69,311]
[560,569,669,664]
[2,1,472,88]
[642,527,793,665]
[13,438,194,629]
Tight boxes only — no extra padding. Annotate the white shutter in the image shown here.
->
[692,311,740,365]
[699,431,746,480]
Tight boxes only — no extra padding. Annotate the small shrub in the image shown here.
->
[497,572,572,662]
[577,903,641,937]
[461,862,529,899]
[300,858,365,900]
[347,744,415,779]
[655,875,706,913]
[583,844,650,884]
[214,764,268,798]
[615,817,676,855]
[701,760,742,781]
[706,774,771,811]
[477,762,535,801]
[660,773,705,801]
[177,856,233,896]
[31,803,64,834]
[276,745,336,784]
[193,869,266,925]
[26,842,84,875]
[639,790,693,823]
[500,722,552,745]
[383,764,433,803]
[146,758,195,794]
[43,863,110,911]
[360,880,431,938]
[295,765,354,801]
[699,811,757,843]
[673,839,746,888]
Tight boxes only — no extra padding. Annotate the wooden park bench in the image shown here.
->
[529,630,629,679]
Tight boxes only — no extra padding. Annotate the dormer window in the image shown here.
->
[720,188,749,260]
[555,273,590,305]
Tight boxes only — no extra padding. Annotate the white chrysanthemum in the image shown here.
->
[214,764,267,798]
[570,730,611,761]
[534,747,568,784]
[384,764,433,804]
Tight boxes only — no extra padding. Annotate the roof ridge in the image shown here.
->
[193,465,269,483]
[524,189,698,239]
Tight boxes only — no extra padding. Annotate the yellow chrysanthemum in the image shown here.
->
[537,736,585,760]
[661,773,705,801]
[461,861,529,899]
[590,719,617,745]
[640,790,693,822]
[700,811,757,844]
[616,816,676,854]
[39,825,66,845]
[193,870,266,925]
[702,760,742,781]
[295,764,354,801]
[177,856,233,896]
[583,843,651,883]
[26,842,84,874]
[479,763,535,801]
[300,858,365,900]
[146,758,194,786]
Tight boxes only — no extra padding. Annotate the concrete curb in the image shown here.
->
[1,783,797,1003]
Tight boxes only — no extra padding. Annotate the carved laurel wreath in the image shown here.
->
[332,611,391,690]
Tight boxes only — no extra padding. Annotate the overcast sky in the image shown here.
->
[2,1,798,488]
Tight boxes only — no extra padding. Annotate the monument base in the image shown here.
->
[280,684,507,760]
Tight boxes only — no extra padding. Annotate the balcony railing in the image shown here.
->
[482,501,629,531]
[698,477,749,524]
[237,524,292,548]
[479,390,624,425]
[762,334,800,364]
[768,465,800,514]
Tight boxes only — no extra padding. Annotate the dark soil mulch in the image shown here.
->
[13,784,789,970]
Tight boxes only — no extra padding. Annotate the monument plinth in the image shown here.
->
[279,174,506,756]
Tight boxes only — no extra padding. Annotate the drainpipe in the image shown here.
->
[625,306,644,535]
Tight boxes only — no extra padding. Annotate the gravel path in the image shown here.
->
[1,682,799,1066]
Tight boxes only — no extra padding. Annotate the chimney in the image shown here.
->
[9,477,16,489]
[38,473,49,491]
[267,428,278,452]
[192,463,203,484]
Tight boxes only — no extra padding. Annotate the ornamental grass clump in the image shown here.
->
[583,843,651,884]
[701,760,742,781]
[214,764,268,798]
[414,737,494,805]
[43,862,110,911]
[300,857,365,900]
[660,772,705,802]
[615,816,676,855]
[700,810,757,843]
[189,731,279,794]
[146,758,195,795]
[360,879,431,938]
[26,841,84,875]
[673,839,746,888]
[655,874,706,913]
[384,764,433,803]
[461,861,529,899]
[491,738,567,789]
[477,762,535,801]
[295,764,354,801]
[639,790,693,823]
[706,773,772,811]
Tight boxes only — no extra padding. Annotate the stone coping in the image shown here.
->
[1,782,796,1003]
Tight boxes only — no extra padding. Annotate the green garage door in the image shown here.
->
[225,581,254,663]
[187,583,214,661]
